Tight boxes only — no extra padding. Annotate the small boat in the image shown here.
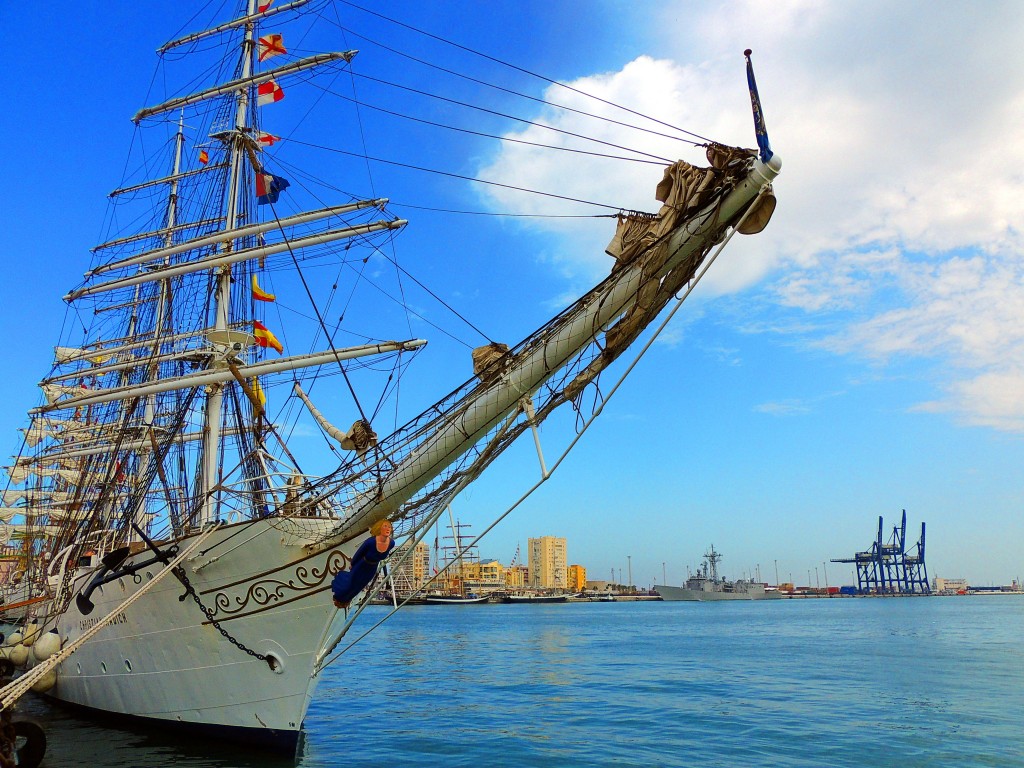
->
[422,594,490,605]
[499,593,568,604]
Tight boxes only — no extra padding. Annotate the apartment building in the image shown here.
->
[528,536,567,589]
[390,540,431,594]
[567,564,587,591]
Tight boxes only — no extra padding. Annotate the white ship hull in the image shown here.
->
[44,518,356,751]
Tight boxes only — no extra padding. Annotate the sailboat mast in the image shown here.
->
[445,505,465,595]
[199,0,257,526]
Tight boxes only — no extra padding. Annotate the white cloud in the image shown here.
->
[755,400,811,417]
[474,1,1024,432]
[914,370,1024,433]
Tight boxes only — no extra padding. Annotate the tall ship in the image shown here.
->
[655,545,781,601]
[0,1,780,754]
[422,514,489,604]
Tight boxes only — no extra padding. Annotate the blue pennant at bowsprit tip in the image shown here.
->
[744,50,773,164]
[256,171,291,205]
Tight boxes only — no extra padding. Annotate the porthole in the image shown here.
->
[100,662,107,674]
[76,663,81,674]
[124,659,132,672]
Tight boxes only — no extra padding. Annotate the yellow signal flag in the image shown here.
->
[250,377,267,407]
[252,274,276,302]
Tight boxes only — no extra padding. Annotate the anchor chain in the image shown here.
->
[172,566,271,665]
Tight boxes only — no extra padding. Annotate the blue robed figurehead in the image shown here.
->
[331,519,396,608]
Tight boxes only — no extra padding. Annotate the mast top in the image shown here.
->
[158,0,314,54]
[132,52,357,123]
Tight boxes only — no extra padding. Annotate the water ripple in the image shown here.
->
[12,597,1024,767]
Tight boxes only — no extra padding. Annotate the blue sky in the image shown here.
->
[3,1,1023,588]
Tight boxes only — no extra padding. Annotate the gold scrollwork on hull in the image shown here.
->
[206,548,349,618]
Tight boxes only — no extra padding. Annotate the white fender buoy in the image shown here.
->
[30,668,57,693]
[9,644,29,667]
[32,630,61,662]
[22,622,40,647]
[6,631,23,647]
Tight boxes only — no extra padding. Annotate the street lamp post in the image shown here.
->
[627,556,632,593]
[774,559,779,587]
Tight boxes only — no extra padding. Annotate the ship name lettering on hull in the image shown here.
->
[79,613,128,632]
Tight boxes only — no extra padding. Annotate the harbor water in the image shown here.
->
[13,596,1024,767]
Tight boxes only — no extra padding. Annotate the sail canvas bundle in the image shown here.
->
[471,343,511,382]
[605,156,721,268]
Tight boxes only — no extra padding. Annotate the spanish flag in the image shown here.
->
[199,149,209,165]
[252,274,276,302]
[253,320,283,354]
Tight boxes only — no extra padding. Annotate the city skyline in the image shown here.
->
[2,2,1022,587]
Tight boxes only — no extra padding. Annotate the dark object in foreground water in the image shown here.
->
[12,718,46,768]
[0,657,46,768]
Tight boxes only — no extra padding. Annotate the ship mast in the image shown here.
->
[705,545,722,583]
[199,0,257,527]
[130,113,186,539]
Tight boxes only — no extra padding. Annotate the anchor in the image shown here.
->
[75,541,179,615]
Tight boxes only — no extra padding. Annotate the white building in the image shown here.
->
[933,577,968,593]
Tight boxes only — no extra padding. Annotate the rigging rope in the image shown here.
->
[309,71,673,164]
[334,0,716,144]
[265,201,374,427]
[319,19,702,148]
[285,139,633,211]
[314,182,774,672]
